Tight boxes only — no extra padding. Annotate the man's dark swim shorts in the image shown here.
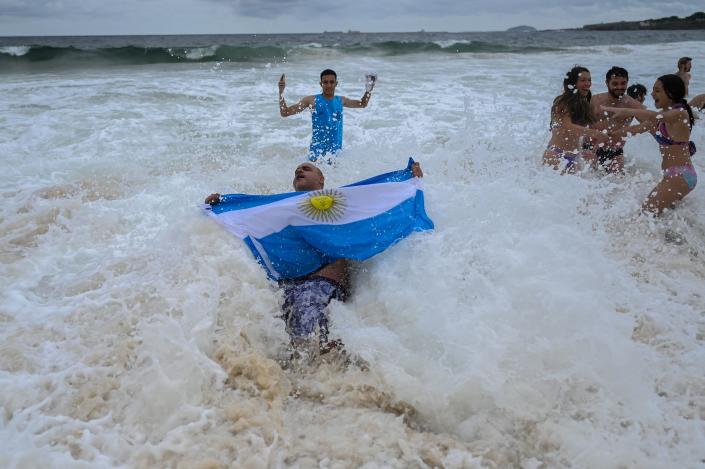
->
[279,276,347,345]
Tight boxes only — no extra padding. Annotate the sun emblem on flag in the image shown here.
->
[298,189,347,222]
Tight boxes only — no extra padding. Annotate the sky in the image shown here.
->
[0,0,703,36]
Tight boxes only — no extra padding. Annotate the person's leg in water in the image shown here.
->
[611,153,625,174]
[642,166,696,215]
[543,146,563,170]
[544,146,583,174]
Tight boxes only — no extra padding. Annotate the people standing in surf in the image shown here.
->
[278,69,376,162]
[676,57,692,96]
[543,66,608,173]
[604,75,697,215]
[589,66,645,173]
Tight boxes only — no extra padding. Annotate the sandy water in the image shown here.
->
[1,39,705,467]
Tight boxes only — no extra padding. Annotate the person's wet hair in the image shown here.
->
[658,74,694,128]
[551,66,593,128]
[606,66,628,82]
[320,69,337,80]
[627,83,646,100]
[678,57,692,66]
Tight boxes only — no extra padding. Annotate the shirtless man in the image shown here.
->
[676,57,692,97]
[590,66,645,173]
[278,69,376,162]
[205,161,424,354]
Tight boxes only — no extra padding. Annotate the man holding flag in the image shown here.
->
[203,159,430,355]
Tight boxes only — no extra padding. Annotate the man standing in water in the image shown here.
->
[676,57,692,96]
[590,66,645,173]
[205,161,425,357]
[278,69,376,161]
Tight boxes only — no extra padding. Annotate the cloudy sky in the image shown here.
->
[0,0,702,36]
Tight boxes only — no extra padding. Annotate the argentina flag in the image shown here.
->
[201,158,434,280]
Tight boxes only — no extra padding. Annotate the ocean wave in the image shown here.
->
[433,39,471,48]
[342,40,562,55]
[0,44,291,68]
[0,41,562,69]
[167,45,219,60]
[0,45,32,56]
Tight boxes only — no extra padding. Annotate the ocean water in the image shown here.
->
[1,32,705,468]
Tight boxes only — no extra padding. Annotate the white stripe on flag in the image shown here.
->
[211,179,422,239]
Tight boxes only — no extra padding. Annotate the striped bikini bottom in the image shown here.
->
[663,163,697,190]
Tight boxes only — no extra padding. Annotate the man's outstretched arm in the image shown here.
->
[690,93,705,111]
[343,91,372,109]
[342,74,376,108]
[278,74,314,117]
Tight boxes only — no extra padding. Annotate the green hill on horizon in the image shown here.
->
[584,11,705,30]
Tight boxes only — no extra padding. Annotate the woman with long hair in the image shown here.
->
[604,75,697,215]
[543,66,608,173]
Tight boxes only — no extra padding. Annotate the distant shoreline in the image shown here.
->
[583,11,705,31]
[1,18,705,40]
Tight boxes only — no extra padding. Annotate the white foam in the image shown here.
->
[0,46,31,56]
[167,46,218,60]
[433,39,470,48]
[1,40,705,467]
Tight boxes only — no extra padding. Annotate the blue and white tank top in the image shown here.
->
[309,94,343,160]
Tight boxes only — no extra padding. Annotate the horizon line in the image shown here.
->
[0,28,582,39]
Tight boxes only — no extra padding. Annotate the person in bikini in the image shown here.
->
[278,69,376,162]
[604,75,697,215]
[544,66,608,174]
[589,66,645,173]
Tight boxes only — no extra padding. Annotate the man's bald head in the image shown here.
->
[293,162,325,191]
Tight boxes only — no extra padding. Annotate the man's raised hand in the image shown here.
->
[365,73,377,93]
[278,74,286,95]
[205,193,221,206]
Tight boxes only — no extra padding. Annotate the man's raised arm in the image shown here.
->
[342,74,376,109]
[278,74,314,117]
